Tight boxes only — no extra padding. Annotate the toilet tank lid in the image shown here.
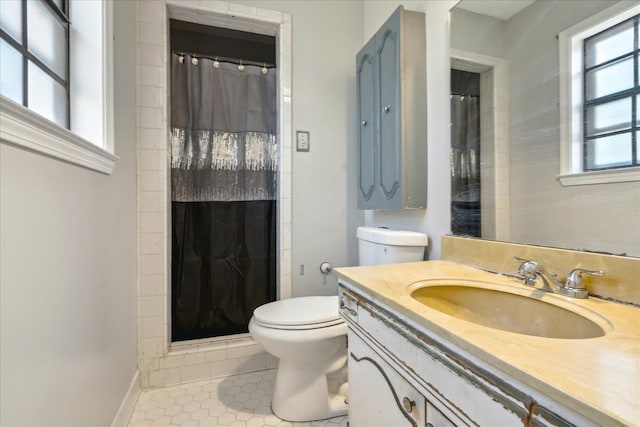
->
[357,226,428,246]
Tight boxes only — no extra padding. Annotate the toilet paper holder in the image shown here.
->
[319,262,332,274]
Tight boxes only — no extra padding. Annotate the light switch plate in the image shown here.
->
[296,131,310,152]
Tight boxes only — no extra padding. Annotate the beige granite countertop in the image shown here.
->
[335,260,640,427]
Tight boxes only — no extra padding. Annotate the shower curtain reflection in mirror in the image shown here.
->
[170,53,278,341]
[450,93,481,237]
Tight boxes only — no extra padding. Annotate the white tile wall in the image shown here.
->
[136,0,293,388]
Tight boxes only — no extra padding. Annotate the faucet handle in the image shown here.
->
[513,257,537,272]
[556,268,604,299]
[565,268,604,290]
[514,257,558,276]
[513,257,540,285]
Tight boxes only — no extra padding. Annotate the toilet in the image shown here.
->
[248,226,428,422]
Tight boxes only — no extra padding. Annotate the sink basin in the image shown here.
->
[411,283,607,339]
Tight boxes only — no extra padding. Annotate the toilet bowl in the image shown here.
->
[248,296,348,422]
[250,226,428,422]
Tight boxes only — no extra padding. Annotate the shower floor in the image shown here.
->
[128,369,348,427]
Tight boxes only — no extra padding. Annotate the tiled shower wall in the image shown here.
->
[136,0,292,388]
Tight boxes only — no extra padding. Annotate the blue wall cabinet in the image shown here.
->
[356,6,427,210]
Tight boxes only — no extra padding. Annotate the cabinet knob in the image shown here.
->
[402,396,415,413]
[383,105,391,113]
[361,120,368,127]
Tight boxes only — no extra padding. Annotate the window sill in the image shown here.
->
[0,98,118,174]
[557,166,640,186]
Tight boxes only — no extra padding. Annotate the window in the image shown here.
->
[0,0,116,174]
[0,0,70,128]
[583,15,638,171]
[559,2,640,185]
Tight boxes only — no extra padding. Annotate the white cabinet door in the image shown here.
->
[348,331,425,427]
[426,401,457,427]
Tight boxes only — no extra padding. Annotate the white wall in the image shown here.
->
[0,2,138,425]
[363,0,458,260]
[232,0,365,296]
[450,8,506,59]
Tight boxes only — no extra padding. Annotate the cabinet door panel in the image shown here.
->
[355,6,426,210]
[376,18,401,204]
[356,38,376,207]
[348,332,425,427]
[426,401,457,427]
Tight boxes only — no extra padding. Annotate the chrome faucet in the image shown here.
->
[514,257,562,292]
[514,257,604,299]
[563,268,605,298]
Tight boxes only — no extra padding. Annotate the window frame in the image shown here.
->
[0,0,117,174]
[0,0,71,128]
[558,1,640,186]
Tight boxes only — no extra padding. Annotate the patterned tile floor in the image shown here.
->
[128,369,348,427]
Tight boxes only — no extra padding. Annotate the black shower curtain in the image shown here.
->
[172,201,276,340]
[170,53,278,341]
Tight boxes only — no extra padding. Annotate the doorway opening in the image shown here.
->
[450,69,481,237]
[450,52,510,242]
[169,20,278,342]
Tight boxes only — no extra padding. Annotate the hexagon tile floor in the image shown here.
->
[128,369,348,427]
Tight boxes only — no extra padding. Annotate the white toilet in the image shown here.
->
[248,226,428,422]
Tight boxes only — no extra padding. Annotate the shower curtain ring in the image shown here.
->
[262,63,268,75]
[213,57,220,68]
[238,60,245,72]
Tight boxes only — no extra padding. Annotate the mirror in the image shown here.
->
[450,0,640,257]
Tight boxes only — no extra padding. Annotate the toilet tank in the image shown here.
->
[357,226,428,266]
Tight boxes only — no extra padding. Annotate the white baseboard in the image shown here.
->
[111,370,140,427]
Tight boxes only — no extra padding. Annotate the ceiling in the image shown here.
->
[455,0,536,20]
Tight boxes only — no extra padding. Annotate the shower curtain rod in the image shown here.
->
[451,92,479,98]
[172,51,276,68]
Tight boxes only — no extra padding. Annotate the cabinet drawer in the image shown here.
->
[338,288,358,322]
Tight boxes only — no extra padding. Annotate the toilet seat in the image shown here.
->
[253,296,343,330]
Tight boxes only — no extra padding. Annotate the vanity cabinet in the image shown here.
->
[349,331,457,427]
[356,6,427,210]
[338,284,590,427]
[349,332,427,427]
[341,289,479,426]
